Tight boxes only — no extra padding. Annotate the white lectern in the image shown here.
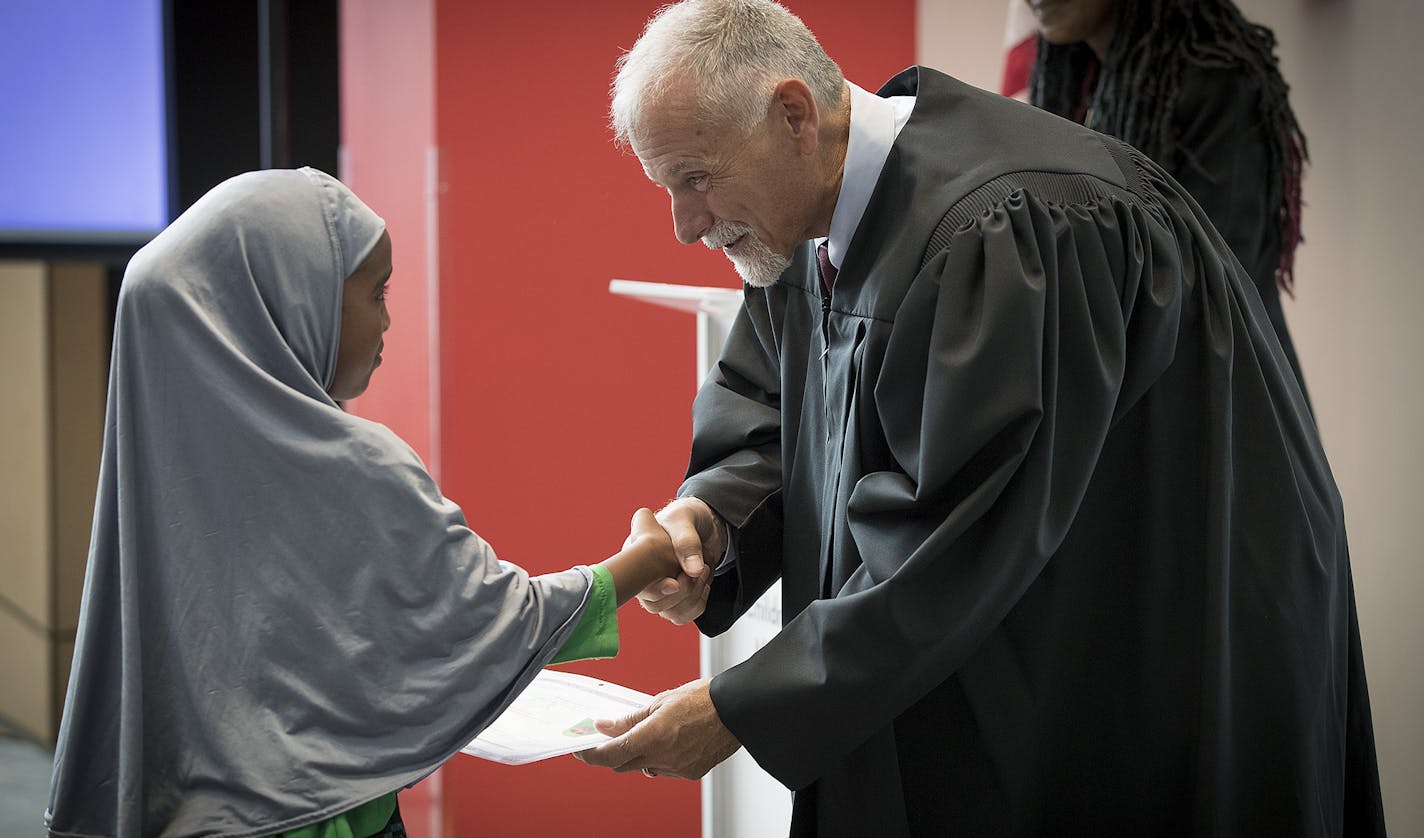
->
[609,279,793,838]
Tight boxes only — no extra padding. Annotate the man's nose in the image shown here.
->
[671,192,712,246]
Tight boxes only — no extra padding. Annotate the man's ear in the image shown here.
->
[772,78,819,154]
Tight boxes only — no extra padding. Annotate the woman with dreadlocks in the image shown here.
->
[1026,0,1311,394]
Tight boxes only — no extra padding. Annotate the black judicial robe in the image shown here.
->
[683,67,1384,837]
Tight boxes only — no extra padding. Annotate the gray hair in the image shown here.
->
[610,0,845,147]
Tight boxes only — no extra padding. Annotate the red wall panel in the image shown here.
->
[432,5,702,833]
[340,1,920,833]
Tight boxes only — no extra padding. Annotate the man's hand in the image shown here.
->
[573,678,740,780]
[638,498,725,625]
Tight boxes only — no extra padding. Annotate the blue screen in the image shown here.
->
[0,0,167,240]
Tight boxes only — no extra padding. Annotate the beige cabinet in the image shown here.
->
[0,261,107,744]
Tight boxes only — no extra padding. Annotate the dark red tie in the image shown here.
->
[816,241,838,293]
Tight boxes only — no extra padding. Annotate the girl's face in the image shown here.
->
[328,231,392,401]
[1025,0,1119,53]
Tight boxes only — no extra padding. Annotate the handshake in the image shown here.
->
[604,497,726,619]
[578,497,742,780]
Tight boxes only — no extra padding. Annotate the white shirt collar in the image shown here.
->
[822,81,915,271]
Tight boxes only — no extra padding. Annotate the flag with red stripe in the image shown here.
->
[1000,1,1038,100]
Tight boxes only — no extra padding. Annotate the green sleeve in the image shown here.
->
[549,564,619,663]
[268,793,396,838]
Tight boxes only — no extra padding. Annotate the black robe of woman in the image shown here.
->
[1159,63,1310,396]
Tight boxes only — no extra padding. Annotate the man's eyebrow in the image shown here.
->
[646,160,694,182]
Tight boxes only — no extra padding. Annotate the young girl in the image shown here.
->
[44,167,677,837]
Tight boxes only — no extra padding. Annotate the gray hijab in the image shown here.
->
[46,168,591,837]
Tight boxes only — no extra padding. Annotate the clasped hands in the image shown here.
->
[576,498,742,780]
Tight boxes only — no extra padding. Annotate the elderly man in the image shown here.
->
[578,1,1384,835]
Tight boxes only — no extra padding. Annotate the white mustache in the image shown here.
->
[702,221,754,251]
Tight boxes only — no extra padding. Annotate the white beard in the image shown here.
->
[703,221,790,288]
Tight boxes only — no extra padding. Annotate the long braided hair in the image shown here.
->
[1029,0,1307,294]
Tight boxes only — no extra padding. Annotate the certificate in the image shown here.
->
[461,669,653,765]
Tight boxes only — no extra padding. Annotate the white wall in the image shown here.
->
[917,1,1006,93]
[918,1,1423,834]
[1256,3,1424,833]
